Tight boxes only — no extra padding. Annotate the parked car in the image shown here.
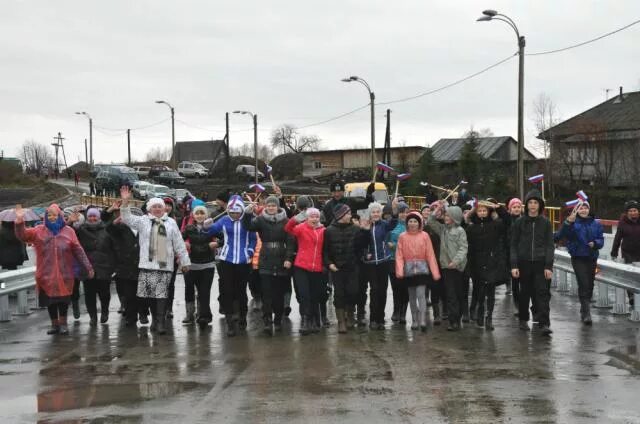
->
[133,166,151,179]
[133,181,152,199]
[95,166,139,194]
[177,162,208,178]
[169,188,192,205]
[154,171,186,186]
[89,165,105,178]
[235,164,265,182]
[148,164,173,179]
[145,184,172,200]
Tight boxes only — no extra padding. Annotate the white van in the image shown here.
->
[178,162,208,178]
[235,164,265,181]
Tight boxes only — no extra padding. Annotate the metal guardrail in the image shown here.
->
[553,250,640,321]
[0,267,37,321]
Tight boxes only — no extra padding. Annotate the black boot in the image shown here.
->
[399,303,408,324]
[391,299,399,323]
[72,300,80,320]
[320,303,330,328]
[485,316,494,331]
[89,313,98,327]
[100,309,109,324]
[155,299,167,335]
[226,316,236,337]
[263,316,273,336]
[433,303,441,326]
[300,315,310,336]
[581,300,593,325]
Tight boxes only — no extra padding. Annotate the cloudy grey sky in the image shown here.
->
[1,0,639,164]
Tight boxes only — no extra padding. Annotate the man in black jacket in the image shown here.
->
[321,180,375,225]
[510,189,555,335]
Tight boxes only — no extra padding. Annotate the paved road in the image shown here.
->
[1,276,639,423]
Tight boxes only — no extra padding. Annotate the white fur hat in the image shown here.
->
[146,197,165,210]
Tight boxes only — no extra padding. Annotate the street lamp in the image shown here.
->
[342,76,376,181]
[477,9,526,199]
[155,100,176,169]
[233,110,258,185]
[75,111,93,167]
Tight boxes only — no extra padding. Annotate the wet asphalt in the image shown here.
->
[1,275,640,424]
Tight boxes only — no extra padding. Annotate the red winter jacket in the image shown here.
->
[285,218,325,272]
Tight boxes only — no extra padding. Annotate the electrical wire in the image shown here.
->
[290,104,370,130]
[93,117,170,133]
[527,18,640,56]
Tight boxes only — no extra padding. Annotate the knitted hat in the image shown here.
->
[191,199,207,216]
[397,202,409,213]
[306,207,321,218]
[625,200,639,211]
[333,203,351,222]
[146,197,165,210]
[86,208,101,218]
[329,180,345,192]
[420,204,431,213]
[163,197,174,206]
[406,211,423,228]
[296,195,313,210]
[508,198,523,210]
[265,195,279,206]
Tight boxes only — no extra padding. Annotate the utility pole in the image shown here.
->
[517,34,525,200]
[89,117,93,168]
[225,112,230,181]
[127,129,131,166]
[52,132,66,176]
[253,114,258,186]
[84,138,88,165]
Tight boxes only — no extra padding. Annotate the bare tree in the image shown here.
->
[270,124,321,153]
[19,139,54,176]
[531,92,561,197]
[461,126,494,138]
[144,146,172,163]
[230,142,273,162]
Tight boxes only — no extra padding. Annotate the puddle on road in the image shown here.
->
[37,381,211,412]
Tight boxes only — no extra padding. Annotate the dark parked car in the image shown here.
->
[154,171,186,186]
[95,166,139,194]
[148,165,173,179]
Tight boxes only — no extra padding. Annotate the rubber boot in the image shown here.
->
[300,315,310,336]
[582,299,593,325]
[345,305,355,329]
[155,299,167,335]
[72,300,80,320]
[485,316,494,331]
[59,315,69,335]
[433,303,441,326]
[399,302,408,324]
[263,316,273,336]
[226,316,236,337]
[336,309,347,334]
[47,318,60,335]
[182,302,195,325]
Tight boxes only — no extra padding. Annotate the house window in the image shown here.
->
[314,161,322,169]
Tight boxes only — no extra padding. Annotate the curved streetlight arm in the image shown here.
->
[496,13,520,35]
[493,17,520,40]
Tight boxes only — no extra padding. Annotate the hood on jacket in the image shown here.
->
[524,189,545,215]
[261,208,287,223]
[445,206,463,226]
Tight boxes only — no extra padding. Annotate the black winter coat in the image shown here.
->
[466,214,507,284]
[76,222,115,281]
[611,214,640,262]
[182,224,216,264]
[0,221,28,269]
[323,221,366,271]
[242,209,291,276]
[322,184,374,225]
[510,190,554,269]
[106,221,140,281]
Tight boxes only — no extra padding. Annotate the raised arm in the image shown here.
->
[119,186,145,231]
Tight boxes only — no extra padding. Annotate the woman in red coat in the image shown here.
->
[15,204,94,335]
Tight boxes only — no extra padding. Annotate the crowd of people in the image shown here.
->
[5,178,640,339]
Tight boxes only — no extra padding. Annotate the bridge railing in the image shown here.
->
[0,266,37,321]
[553,249,640,321]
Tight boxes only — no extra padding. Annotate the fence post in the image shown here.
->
[612,287,630,315]
[557,269,569,292]
[569,272,578,296]
[0,294,11,322]
[551,269,559,289]
[14,290,32,316]
[595,282,612,308]
[630,293,640,322]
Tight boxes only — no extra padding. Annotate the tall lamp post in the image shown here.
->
[155,100,176,169]
[75,111,93,168]
[477,9,525,199]
[342,76,376,181]
[233,110,258,185]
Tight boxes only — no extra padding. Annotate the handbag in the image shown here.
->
[403,259,430,277]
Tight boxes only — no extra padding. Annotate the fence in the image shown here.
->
[553,249,640,321]
[0,267,37,321]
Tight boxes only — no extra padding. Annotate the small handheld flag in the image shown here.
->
[460,180,469,185]
[565,199,580,207]
[396,173,411,181]
[528,174,544,183]
[420,181,429,187]
[249,183,265,193]
[576,190,588,201]
[376,162,395,173]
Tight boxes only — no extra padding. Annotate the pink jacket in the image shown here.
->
[395,230,441,281]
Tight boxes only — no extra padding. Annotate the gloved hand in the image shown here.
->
[203,218,213,229]
[295,211,307,223]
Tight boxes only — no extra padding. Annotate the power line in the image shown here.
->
[377,53,517,106]
[291,104,370,130]
[527,18,640,56]
[94,117,170,133]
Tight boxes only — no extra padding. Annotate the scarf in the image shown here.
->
[45,214,66,236]
[262,208,287,223]
[148,216,168,268]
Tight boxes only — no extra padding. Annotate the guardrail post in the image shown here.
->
[557,269,569,292]
[14,290,32,316]
[612,287,630,315]
[551,269,559,289]
[630,293,640,322]
[595,282,612,308]
[0,294,11,322]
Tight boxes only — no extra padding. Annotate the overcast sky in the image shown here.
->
[1,0,639,165]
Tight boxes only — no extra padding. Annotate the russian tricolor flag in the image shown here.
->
[460,180,469,185]
[396,173,411,181]
[249,183,265,193]
[376,162,395,173]
[528,174,544,183]
[265,164,273,175]
[565,199,580,207]
[576,190,588,201]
